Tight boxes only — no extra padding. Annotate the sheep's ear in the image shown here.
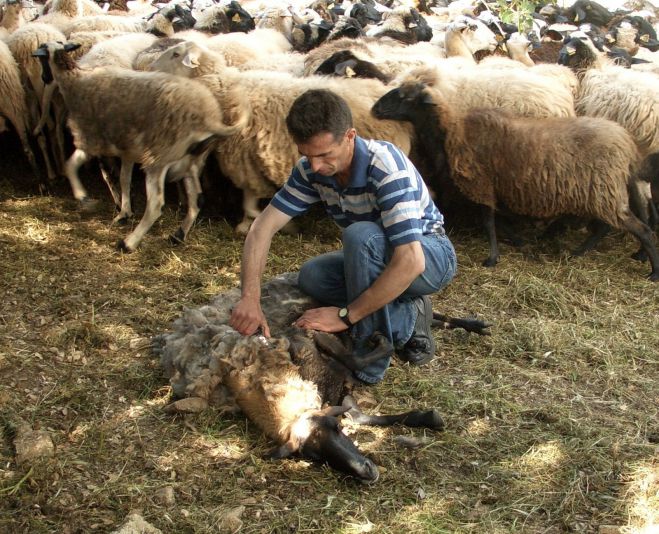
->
[335,59,357,76]
[64,42,82,52]
[421,91,435,105]
[182,50,200,68]
[266,440,298,459]
[32,47,49,58]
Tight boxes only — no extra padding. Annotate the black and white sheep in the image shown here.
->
[559,33,659,230]
[0,38,40,179]
[372,80,659,280]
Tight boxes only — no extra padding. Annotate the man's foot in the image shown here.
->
[398,296,436,366]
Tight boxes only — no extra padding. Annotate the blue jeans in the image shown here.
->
[298,221,457,383]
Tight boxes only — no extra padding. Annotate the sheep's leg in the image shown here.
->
[64,148,100,211]
[236,189,261,235]
[100,159,122,209]
[342,395,444,431]
[571,220,611,257]
[33,82,56,137]
[170,173,201,245]
[14,125,41,181]
[118,166,168,252]
[52,97,68,174]
[481,206,499,267]
[35,133,57,182]
[619,213,659,281]
[111,160,134,225]
[314,331,393,372]
[496,215,525,247]
[431,313,492,335]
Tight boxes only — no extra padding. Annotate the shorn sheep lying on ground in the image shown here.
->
[372,81,659,281]
[153,272,489,480]
[33,41,248,251]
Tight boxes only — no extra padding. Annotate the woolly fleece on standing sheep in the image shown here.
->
[372,81,659,280]
[35,41,248,251]
[149,39,414,234]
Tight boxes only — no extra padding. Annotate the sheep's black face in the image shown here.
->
[408,9,433,42]
[557,37,594,69]
[300,415,379,483]
[226,2,255,33]
[350,3,381,27]
[330,18,365,41]
[567,0,613,27]
[315,51,390,83]
[172,5,196,32]
[372,84,428,122]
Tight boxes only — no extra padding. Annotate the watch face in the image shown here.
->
[339,307,348,318]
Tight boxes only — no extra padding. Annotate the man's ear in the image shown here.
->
[345,128,357,142]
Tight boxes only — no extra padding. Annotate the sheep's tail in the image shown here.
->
[215,86,251,137]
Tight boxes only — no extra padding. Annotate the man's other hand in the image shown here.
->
[295,307,350,333]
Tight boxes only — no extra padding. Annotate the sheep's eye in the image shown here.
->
[172,52,180,58]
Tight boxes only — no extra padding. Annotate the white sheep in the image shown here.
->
[559,34,659,227]
[41,0,104,18]
[6,22,68,180]
[0,38,39,177]
[148,39,414,234]
[34,41,248,251]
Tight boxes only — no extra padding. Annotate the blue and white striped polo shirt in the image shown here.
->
[271,136,444,247]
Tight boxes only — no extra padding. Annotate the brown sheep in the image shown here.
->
[372,81,659,280]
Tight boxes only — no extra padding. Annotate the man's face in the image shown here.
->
[297,129,356,178]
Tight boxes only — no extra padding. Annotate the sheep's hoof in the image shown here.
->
[169,229,185,245]
[482,257,498,268]
[112,214,132,226]
[648,271,659,282]
[631,249,648,262]
[281,220,300,236]
[79,197,100,213]
[418,410,445,431]
[235,220,252,235]
[116,239,133,253]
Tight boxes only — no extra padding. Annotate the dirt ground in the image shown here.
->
[0,134,657,533]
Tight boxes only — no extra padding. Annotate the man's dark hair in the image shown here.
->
[286,89,353,144]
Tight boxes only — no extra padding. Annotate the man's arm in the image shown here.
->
[230,204,293,336]
[295,240,425,332]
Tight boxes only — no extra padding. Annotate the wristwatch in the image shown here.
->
[338,307,354,327]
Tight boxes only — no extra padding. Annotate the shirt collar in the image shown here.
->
[347,136,370,188]
[304,136,370,189]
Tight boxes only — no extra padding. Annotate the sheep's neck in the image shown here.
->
[507,45,535,67]
[444,30,477,63]
[411,103,450,177]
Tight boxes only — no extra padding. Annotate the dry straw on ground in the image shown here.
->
[0,154,657,533]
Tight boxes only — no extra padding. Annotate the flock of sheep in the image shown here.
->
[0,0,658,278]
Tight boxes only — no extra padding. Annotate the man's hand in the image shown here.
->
[294,306,350,333]
[230,298,271,337]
